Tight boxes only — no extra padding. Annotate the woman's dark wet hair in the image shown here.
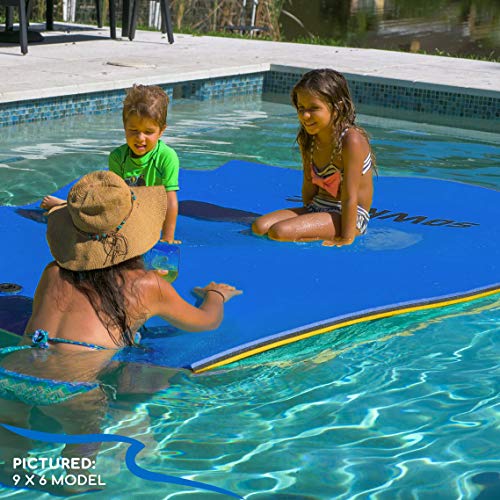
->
[59,256,145,347]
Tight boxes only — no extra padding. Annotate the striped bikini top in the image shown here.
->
[310,128,372,198]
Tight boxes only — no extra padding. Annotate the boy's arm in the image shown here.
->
[158,144,180,243]
[161,190,179,243]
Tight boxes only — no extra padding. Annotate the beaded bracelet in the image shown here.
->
[206,289,225,303]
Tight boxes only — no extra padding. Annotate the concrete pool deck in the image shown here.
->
[1,22,499,105]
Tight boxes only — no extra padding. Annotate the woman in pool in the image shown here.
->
[28,170,242,349]
[0,170,241,490]
[252,68,375,246]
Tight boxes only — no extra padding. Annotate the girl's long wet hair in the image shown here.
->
[291,68,374,166]
[59,256,145,347]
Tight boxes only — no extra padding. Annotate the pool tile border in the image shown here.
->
[264,66,499,132]
[0,66,497,132]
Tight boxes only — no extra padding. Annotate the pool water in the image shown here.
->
[1,97,499,205]
[0,97,499,499]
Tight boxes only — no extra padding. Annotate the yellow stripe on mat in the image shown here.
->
[193,287,500,373]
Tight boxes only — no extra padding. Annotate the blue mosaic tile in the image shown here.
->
[263,70,499,126]
[0,70,497,129]
[0,84,175,128]
[0,73,267,127]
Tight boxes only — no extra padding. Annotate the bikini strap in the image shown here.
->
[339,127,349,141]
[29,329,108,350]
[0,344,32,355]
[0,329,51,355]
[310,126,351,166]
[0,329,110,363]
[0,329,116,357]
[310,136,337,169]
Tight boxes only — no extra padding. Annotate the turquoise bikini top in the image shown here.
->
[0,329,116,406]
[0,329,110,355]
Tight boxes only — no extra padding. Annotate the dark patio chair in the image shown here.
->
[88,0,117,37]
[127,0,174,43]
[1,0,118,55]
[44,0,117,39]
[0,0,28,54]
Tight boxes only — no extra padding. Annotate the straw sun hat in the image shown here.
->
[47,171,167,271]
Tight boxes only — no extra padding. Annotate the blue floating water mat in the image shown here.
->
[0,160,499,371]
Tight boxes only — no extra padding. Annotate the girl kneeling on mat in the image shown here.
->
[252,68,375,247]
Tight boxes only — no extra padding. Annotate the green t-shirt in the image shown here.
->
[108,141,179,191]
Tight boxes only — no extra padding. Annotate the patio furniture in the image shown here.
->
[0,0,28,54]
[52,0,117,39]
[59,0,109,29]
[0,0,118,55]
[225,0,267,36]
[128,0,174,43]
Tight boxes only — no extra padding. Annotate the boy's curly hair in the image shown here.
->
[122,84,169,128]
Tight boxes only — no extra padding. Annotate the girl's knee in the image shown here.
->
[268,224,289,241]
[251,219,268,236]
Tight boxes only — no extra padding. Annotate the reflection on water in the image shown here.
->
[280,0,499,58]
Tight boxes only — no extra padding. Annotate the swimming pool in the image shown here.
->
[0,96,499,499]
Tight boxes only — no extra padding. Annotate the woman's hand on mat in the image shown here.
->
[322,236,355,247]
[193,282,243,303]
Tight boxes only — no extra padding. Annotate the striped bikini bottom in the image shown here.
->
[307,198,370,235]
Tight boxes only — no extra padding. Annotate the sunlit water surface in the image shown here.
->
[0,97,499,499]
